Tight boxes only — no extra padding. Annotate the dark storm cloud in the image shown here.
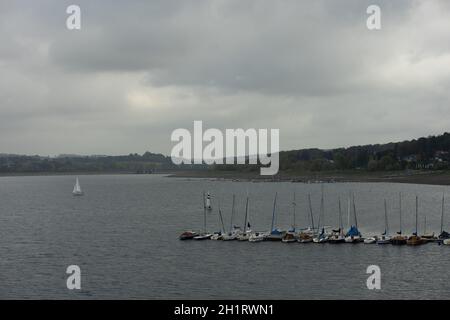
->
[1,0,450,155]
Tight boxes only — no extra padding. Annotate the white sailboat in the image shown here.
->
[72,177,83,196]
[328,197,345,243]
[376,199,391,244]
[298,193,315,243]
[249,231,268,242]
[313,185,328,243]
[210,199,226,240]
[237,196,252,241]
[421,215,436,241]
[222,194,241,241]
[193,192,212,240]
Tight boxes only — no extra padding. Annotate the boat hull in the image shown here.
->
[281,238,297,243]
[210,234,224,240]
[391,238,407,245]
[265,232,284,241]
[193,234,212,240]
[345,236,362,243]
[179,231,198,240]
[237,233,251,241]
[179,235,196,240]
[222,234,238,241]
[313,237,327,243]
[265,236,283,241]
[328,238,345,244]
[406,235,425,245]
[249,236,265,242]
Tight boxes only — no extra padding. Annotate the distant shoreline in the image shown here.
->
[1,170,450,186]
[167,170,450,186]
[0,171,169,177]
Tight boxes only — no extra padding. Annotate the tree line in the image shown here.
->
[2,132,450,174]
[214,132,450,173]
[0,152,179,174]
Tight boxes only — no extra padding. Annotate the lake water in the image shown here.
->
[0,174,449,299]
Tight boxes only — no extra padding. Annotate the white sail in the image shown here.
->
[73,177,83,195]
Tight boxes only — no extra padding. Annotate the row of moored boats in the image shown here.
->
[179,190,450,246]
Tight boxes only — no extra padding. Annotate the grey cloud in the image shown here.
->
[1,0,450,155]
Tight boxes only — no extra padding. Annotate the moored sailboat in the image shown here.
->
[345,194,362,243]
[210,199,226,240]
[222,194,241,241]
[391,193,407,245]
[328,197,345,244]
[406,196,424,246]
[363,237,377,244]
[438,193,450,245]
[313,185,328,243]
[237,196,252,241]
[193,192,212,240]
[420,215,436,242]
[265,193,284,241]
[179,230,198,240]
[282,192,297,243]
[249,231,267,242]
[298,194,315,243]
[377,199,391,244]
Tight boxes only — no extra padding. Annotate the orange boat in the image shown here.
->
[407,234,424,245]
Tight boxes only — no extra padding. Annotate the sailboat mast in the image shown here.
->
[384,199,388,234]
[424,216,427,235]
[320,185,325,230]
[308,193,315,230]
[399,192,402,234]
[230,194,235,233]
[338,197,343,231]
[415,195,418,235]
[353,193,358,228]
[203,192,207,234]
[218,199,225,233]
[347,194,351,228]
[271,193,278,231]
[243,196,249,233]
[441,193,445,234]
[292,192,296,231]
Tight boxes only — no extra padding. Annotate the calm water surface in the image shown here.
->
[0,174,449,299]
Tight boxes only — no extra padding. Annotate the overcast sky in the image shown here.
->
[1,0,450,156]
